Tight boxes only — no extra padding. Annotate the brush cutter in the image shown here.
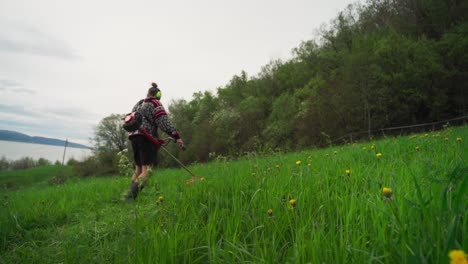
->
[138,131,202,183]
[160,138,203,184]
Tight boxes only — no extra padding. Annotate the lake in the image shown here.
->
[0,140,93,162]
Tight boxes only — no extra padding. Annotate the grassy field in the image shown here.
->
[0,127,466,263]
[0,166,74,190]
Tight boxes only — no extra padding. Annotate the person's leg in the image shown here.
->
[129,136,157,199]
[128,137,144,199]
[128,165,142,198]
[137,165,151,191]
[132,166,142,182]
[137,138,157,191]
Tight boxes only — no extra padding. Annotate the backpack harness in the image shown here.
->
[123,98,165,148]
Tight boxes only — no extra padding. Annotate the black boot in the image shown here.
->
[130,181,139,199]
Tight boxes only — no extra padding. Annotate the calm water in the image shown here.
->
[0,140,92,162]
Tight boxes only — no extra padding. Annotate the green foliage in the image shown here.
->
[263,93,297,149]
[117,149,133,177]
[0,156,53,171]
[211,107,240,152]
[37,158,51,167]
[79,113,132,177]
[0,127,466,263]
[73,156,99,177]
[94,114,127,152]
[48,173,68,186]
[9,157,37,170]
[0,166,73,190]
[72,150,120,178]
[0,156,8,171]
[164,1,468,164]
[66,158,78,166]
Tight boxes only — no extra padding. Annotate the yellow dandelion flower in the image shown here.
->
[200,177,206,181]
[289,199,296,208]
[382,187,392,198]
[415,146,420,151]
[345,169,351,176]
[275,164,280,169]
[333,151,337,155]
[296,160,301,166]
[376,153,382,158]
[325,153,329,157]
[457,137,462,143]
[449,249,467,264]
[159,196,164,202]
[371,144,376,150]
[267,209,273,216]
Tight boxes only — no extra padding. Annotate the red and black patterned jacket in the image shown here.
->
[128,97,180,141]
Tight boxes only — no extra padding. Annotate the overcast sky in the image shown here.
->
[0,0,353,145]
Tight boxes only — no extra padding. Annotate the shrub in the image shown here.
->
[0,156,9,171]
[48,173,68,185]
[66,158,78,166]
[117,149,134,177]
[10,157,36,170]
[73,156,99,177]
[96,150,119,175]
[37,158,51,166]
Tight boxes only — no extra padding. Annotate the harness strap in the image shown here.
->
[140,128,165,149]
[144,98,167,120]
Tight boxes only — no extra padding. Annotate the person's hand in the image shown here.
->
[176,138,185,150]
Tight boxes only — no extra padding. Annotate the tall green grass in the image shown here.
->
[0,127,466,263]
[0,166,73,190]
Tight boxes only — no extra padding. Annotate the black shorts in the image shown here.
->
[131,135,158,166]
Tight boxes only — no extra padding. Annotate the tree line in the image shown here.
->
[164,0,467,165]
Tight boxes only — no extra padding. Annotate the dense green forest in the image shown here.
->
[165,0,468,164]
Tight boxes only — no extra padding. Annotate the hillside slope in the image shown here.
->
[0,127,466,263]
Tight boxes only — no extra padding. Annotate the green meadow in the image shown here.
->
[1,127,466,263]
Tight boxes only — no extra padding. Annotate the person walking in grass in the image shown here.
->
[126,82,184,199]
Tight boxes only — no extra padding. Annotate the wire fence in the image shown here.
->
[333,115,468,144]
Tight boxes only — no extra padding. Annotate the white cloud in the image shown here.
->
[0,0,354,141]
[0,103,95,140]
[0,20,79,60]
[0,79,35,94]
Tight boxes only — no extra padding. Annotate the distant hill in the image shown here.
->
[0,130,92,149]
